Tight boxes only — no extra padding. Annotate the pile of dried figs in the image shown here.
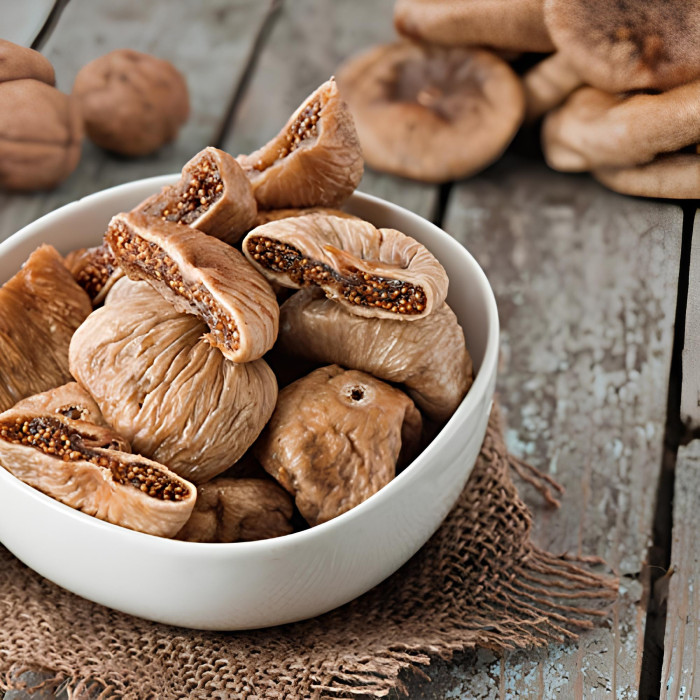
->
[0,79,473,542]
[337,0,700,199]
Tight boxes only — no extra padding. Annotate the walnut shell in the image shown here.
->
[0,39,55,85]
[0,80,82,191]
[72,49,189,156]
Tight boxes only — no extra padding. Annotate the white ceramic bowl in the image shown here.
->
[0,177,499,630]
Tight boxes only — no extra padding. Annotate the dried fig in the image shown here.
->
[544,0,700,93]
[336,43,524,183]
[243,213,448,321]
[279,289,473,421]
[0,245,91,413]
[0,386,195,538]
[106,211,279,363]
[252,206,359,228]
[64,243,123,305]
[593,154,700,200]
[522,53,583,122]
[542,83,700,172]
[72,49,189,156]
[0,39,54,84]
[0,80,82,191]
[69,279,278,484]
[176,477,294,543]
[395,0,554,53]
[135,147,257,244]
[236,78,363,209]
[255,365,422,527]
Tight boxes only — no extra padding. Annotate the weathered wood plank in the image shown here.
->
[429,156,682,698]
[221,0,439,220]
[0,0,56,47]
[681,210,700,429]
[0,0,273,244]
[661,442,700,700]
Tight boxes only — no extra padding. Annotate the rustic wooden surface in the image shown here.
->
[0,0,697,697]
[681,211,700,430]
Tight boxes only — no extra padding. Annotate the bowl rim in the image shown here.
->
[0,177,500,556]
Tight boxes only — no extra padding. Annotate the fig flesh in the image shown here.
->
[105,211,279,363]
[243,213,448,321]
[64,243,123,305]
[236,79,363,210]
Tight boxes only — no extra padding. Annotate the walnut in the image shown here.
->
[0,80,83,191]
[0,38,55,85]
[72,49,189,156]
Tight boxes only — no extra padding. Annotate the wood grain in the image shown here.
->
[0,0,273,244]
[427,157,682,698]
[221,0,439,221]
[681,210,700,430]
[661,442,700,700]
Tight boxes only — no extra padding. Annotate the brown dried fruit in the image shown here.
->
[243,213,448,321]
[252,206,359,228]
[542,83,700,172]
[0,245,91,413]
[593,154,700,200]
[255,365,422,527]
[0,386,195,538]
[544,0,700,93]
[0,39,55,85]
[279,289,473,421]
[64,243,123,305]
[69,278,278,484]
[106,211,279,363]
[0,80,82,191]
[175,477,294,543]
[336,43,524,183]
[395,0,554,53]
[236,78,363,209]
[135,147,257,244]
[522,53,583,122]
[72,49,189,156]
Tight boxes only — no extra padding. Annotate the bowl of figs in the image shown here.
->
[0,79,498,630]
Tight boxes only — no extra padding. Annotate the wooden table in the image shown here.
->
[1,1,697,698]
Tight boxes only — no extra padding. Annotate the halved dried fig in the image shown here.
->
[336,43,525,182]
[0,388,195,538]
[243,213,447,321]
[542,83,700,172]
[175,477,293,543]
[255,365,422,527]
[0,39,55,85]
[395,0,554,53]
[593,153,700,200]
[64,243,123,305]
[134,147,257,243]
[106,211,279,363]
[279,289,472,421]
[544,0,700,93]
[70,278,278,484]
[0,245,91,413]
[236,78,363,209]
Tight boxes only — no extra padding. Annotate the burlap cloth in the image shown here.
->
[0,404,618,699]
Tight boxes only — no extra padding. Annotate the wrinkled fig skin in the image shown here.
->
[0,39,55,84]
[64,243,124,306]
[542,82,700,173]
[237,78,364,210]
[336,43,525,183]
[70,279,278,484]
[243,214,448,321]
[0,392,195,538]
[255,365,422,527]
[176,477,294,543]
[72,49,189,157]
[253,206,359,228]
[0,245,92,413]
[395,0,554,53]
[523,53,583,123]
[544,0,700,93]
[0,80,82,191]
[135,147,257,244]
[106,211,279,363]
[279,290,473,421]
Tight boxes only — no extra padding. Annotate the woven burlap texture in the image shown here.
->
[0,405,618,699]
